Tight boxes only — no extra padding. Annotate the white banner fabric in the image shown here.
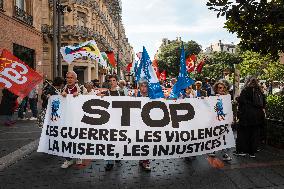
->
[37,95,235,160]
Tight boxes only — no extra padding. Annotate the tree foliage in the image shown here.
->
[239,50,284,81]
[200,51,242,80]
[206,0,284,59]
[157,40,202,77]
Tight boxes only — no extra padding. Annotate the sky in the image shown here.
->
[121,0,240,59]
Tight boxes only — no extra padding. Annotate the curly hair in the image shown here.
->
[213,81,228,95]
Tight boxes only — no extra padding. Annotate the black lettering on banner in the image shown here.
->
[99,129,109,141]
[187,144,194,153]
[69,127,78,139]
[112,101,141,126]
[141,145,149,156]
[48,139,59,152]
[132,145,141,156]
[61,127,68,138]
[62,141,72,153]
[180,131,190,142]
[141,101,170,127]
[205,127,213,138]
[86,143,95,155]
[153,131,162,142]
[46,125,58,137]
[81,99,110,125]
[176,145,186,154]
[107,144,115,156]
[109,129,118,141]
[88,128,98,140]
[119,130,127,141]
[198,129,205,139]
[95,144,105,156]
[77,143,86,155]
[205,140,212,150]
[123,145,131,156]
[79,128,88,139]
[169,103,195,128]
[165,131,175,142]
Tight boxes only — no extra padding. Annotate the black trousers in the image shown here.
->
[236,125,260,155]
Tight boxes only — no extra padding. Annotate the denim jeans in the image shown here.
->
[29,98,38,117]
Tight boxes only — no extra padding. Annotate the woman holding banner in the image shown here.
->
[133,79,151,171]
[208,81,232,162]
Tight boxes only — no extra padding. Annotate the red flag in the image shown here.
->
[126,63,132,72]
[152,59,160,77]
[196,59,205,73]
[106,52,117,67]
[0,49,43,98]
[186,55,196,72]
[159,70,166,81]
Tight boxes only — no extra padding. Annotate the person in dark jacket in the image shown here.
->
[235,76,266,158]
[0,89,18,126]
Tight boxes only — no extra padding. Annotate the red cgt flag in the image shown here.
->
[0,49,43,98]
[196,59,206,73]
[126,62,132,72]
[186,54,196,72]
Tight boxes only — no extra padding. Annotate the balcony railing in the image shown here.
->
[14,6,33,26]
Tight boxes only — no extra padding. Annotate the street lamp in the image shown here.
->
[52,0,71,78]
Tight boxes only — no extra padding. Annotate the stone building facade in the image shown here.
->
[0,0,43,70]
[41,0,134,83]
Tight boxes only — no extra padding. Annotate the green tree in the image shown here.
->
[200,51,242,80]
[239,50,284,81]
[206,0,284,59]
[157,40,202,77]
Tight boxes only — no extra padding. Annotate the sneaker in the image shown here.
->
[208,152,216,157]
[29,117,37,121]
[233,151,246,156]
[141,160,151,171]
[61,160,74,169]
[105,163,114,171]
[222,154,232,161]
[76,159,83,165]
[249,154,256,158]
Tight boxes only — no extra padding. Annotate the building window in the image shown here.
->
[77,11,86,27]
[14,0,33,26]
[13,43,35,69]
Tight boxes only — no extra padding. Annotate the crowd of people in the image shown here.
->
[0,71,270,171]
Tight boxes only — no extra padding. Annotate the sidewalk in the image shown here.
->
[0,115,41,170]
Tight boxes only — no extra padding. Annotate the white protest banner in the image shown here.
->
[37,95,235,160]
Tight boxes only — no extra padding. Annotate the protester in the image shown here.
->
[235,76,266,158]
[60,71,81,168]
[133,79,151,171]
[194,81,207,97]
[38,77,65,128]
[208,81,232,161]
[27,86,39,120]
[118,79,128,96]
[183,85,196,98]
[101,74,124,171]
[17,96,28,120]
[83,82,96,95]
[0,89,18,126]
[204,78,213,96]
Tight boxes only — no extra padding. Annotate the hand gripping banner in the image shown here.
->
[37,95,235,160]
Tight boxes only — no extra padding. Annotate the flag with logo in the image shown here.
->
[186,54,196,72]
[60,40,107,67]
[169,44,195,98]
[0,49,43,98]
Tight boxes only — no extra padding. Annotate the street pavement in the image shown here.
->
[0,120,284,189]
